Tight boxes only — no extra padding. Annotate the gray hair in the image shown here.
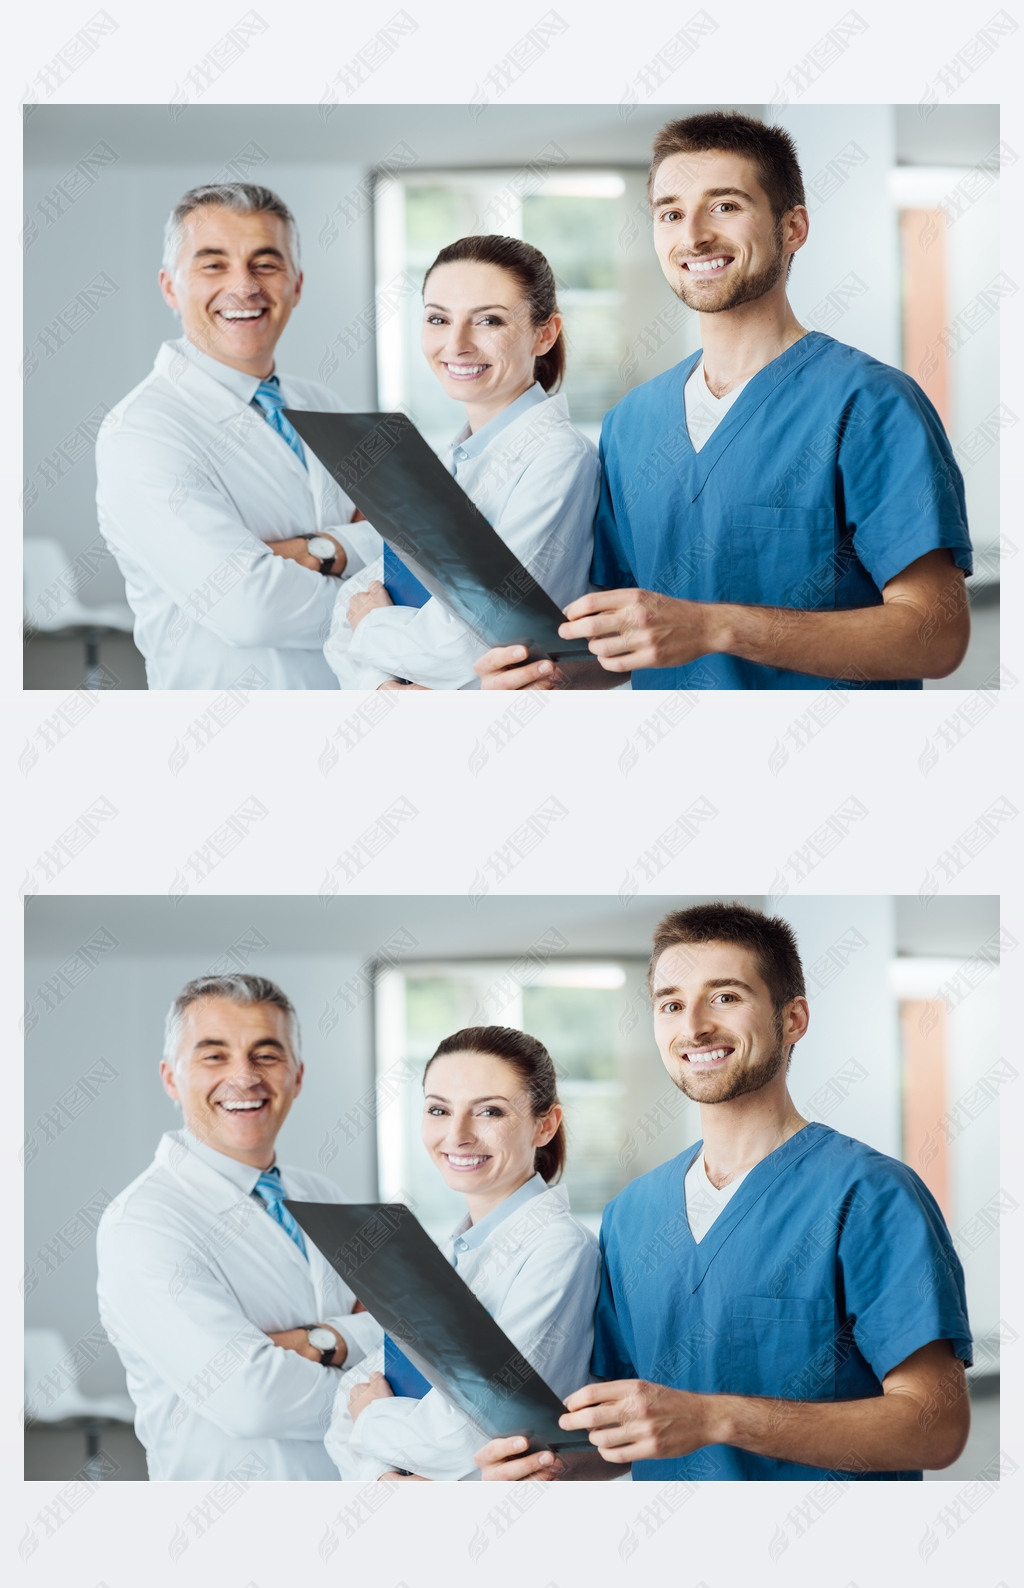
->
[163,974,302,1068]
[162,183,301,276]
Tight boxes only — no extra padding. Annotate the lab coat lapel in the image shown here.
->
[685,1124,825,1291]
[160,346,316,494]
[155,1133,313,1284]
[686,332,830,502]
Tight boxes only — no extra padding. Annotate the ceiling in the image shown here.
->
[24,104,999,170]
[24,894,999,962]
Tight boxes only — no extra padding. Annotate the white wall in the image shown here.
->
[776,104,900,367]
[785,894,901,1158]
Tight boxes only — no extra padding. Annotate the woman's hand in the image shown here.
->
[473,646,622,690]
[475,1435,564,1480]
[349,1370,394,1421]
[268,534,346,575]
[349,581,394,630]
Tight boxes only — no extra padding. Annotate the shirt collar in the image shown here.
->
[448,381,549,461]
[181,1125,270,1194]
[173,334,269,405]
[449,1171,549,1252]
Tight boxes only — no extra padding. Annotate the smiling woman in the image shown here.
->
[320,233,599,690]
[325,1026,599,1482]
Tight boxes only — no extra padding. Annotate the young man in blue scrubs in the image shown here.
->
[476,112,973,690]
[477,903,973,1480]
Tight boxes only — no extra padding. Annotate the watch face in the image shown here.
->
[308,1327,335,1350]
[307,536,335,559]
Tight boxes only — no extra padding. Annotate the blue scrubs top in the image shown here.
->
[593,333,973,689]
[593,1123,972,1480]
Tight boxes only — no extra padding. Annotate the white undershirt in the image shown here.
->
[684,1153,750,1242]
[683,360,750,452]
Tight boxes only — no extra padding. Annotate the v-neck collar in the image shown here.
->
[678,1121,828,1290]
[674,331,831,500]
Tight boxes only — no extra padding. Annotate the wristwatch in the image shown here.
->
[304,534,338,574]
[303,1324,338,1365]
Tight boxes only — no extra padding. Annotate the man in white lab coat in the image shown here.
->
[96,183,380,689]
[97,974,380,1479]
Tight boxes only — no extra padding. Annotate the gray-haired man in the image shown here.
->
[97,975,380,1479]
[96,184,380,688]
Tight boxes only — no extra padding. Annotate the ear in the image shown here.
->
[292,269,304,307]
[292,1060,305,1097]
[532,312,562,358]
[782,997,810,1048]
[782,205,809,259]
[532,1101,563,1147]
[158,269,179,312]
[159,1058,180,1102]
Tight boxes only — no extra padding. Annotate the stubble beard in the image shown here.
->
[671,1011,789,1104]
[671,221,786,315]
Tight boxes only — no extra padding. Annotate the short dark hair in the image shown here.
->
[424,1025,566,1183]
[423,235,566,392]
[649,902,806,1011]
[648,110,806,220]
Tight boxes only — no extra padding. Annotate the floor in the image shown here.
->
[23,587,999,692]
[24,1380,999,1481]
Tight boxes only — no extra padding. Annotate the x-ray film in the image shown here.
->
[284,410,591,660]
[286,1200,594,1455]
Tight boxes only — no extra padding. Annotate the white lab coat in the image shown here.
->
[326,1178,600,1480]
[324,388,599,690]
[97,1130,381,1479]
[96,338,382,689]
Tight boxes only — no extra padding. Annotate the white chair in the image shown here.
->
[23,537,136,688]
[25,1326,136,1480]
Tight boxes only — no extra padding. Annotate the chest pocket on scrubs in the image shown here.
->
[714,1294,836,1400]
[725,504,836,610]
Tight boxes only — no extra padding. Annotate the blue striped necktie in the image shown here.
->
[253,1166,307,1257]
[251,375,307,468]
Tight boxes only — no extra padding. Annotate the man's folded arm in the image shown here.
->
[97,424,341,652]
[98,1216,342,1442]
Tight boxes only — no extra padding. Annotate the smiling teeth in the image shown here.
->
[219,1100,266,1110]
[686,257,730,273]
[687,1048,730,1065]
[445,364,487,373]
[221,310,264,319]
[446,1154,488,1166]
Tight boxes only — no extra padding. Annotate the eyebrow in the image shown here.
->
[192,1037,288,1053]
[652,186,756,208]
[653,977,757,998]
[190,246,287,261]
[424,1093,511,1104]
[423,303,509,313]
